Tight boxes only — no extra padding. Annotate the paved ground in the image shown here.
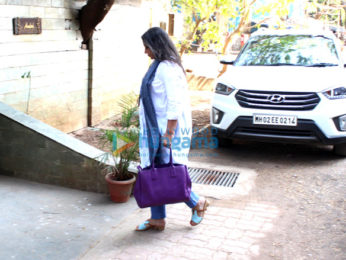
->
[81,142,346,260]
[0,175,138,260]
[1,141,345,260]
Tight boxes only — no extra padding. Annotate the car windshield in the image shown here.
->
[234,34,340,66]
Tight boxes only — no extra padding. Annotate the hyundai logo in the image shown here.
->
[268,94,285,103]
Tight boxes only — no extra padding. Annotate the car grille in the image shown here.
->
[235,90,320,111]
[234,127,317,140]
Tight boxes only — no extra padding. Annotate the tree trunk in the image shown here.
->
[179,18,204,57]
[218,3,253,77]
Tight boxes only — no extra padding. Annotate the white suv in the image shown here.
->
[211,29,346,156]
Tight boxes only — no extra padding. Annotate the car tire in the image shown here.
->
[333,143,346,156]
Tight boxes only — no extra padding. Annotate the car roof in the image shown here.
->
[250,29,336,39]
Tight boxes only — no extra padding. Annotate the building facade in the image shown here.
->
[0,0,168,132]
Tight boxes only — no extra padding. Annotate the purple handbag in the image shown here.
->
[133,148,192,208]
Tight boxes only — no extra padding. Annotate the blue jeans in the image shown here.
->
[151,191,199,219]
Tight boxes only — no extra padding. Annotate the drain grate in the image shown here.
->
[188,167,240,187]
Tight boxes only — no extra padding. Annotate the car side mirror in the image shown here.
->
[220,60,234,65]
[344,63,346,68]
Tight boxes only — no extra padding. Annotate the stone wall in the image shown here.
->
[0,101,108,193]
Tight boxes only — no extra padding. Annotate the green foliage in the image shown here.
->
[199,19,223,51]
[98,127,139,181]
[306,0,346,27]
[172,0,298,55]
[21,71,31,78]
[97,91,140,181]
[172,0,234,54]
[116,91,139,128]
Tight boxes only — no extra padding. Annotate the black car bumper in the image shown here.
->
[216,116,346,145]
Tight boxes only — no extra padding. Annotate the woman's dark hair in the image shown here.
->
[142,27,184,70]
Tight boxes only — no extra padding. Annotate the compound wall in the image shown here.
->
[0,0,166,133]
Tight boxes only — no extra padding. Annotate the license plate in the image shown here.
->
[253,114,297,126]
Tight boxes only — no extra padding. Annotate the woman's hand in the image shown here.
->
[163,120,177,147]
[162,132,174,147]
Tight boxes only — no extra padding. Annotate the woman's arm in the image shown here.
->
[163,119,177,147]
[158,61,185,147]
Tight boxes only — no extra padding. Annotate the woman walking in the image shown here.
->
[136,27,209,231]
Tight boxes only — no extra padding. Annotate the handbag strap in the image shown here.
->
[152,147,176,179]
[137,147,174,172]
[151,147,173,168]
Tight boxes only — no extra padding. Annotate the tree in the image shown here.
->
[172,0,296,59]
[306,0,345,27]
[172,0,232,56]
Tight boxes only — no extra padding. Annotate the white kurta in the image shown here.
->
[139,60,192,168]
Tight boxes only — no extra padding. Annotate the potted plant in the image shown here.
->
[98,92,140,203]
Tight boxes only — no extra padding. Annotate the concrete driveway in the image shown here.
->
[188,141,346,259]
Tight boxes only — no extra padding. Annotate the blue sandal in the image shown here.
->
[190,199,209,226]
[135,220,165,231]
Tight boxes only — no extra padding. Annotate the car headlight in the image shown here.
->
[323,87,346,99]
[215,83,235,95]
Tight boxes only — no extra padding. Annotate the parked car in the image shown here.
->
[211,29,346,156]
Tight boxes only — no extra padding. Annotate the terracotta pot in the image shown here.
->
[105,173,136,203]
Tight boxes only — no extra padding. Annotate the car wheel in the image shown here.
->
[333,143,346,156]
